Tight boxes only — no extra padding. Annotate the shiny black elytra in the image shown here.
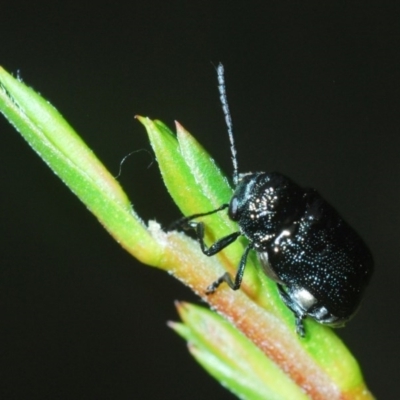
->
[177,64,373,337]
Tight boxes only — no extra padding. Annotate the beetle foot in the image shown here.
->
[206,273,232,294]
[295,315,306,337]
[205,279,220,294]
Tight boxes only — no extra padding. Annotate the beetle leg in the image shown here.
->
[294,315,306,337]
[189,220,240,256]
[169,204,229,230]
[206,244,252,294]
[277,284,306,337]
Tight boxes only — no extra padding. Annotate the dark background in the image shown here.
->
[1,2,399,399]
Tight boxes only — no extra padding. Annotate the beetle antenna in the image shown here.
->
[217,63,239,185]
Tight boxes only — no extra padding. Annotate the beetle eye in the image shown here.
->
[229,197,238,220]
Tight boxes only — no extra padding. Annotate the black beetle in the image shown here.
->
[178,64,373,337]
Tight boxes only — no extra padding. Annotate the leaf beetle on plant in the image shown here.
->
[176,64,373,337]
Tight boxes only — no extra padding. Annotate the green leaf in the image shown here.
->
[170,302,309,400]
[0,66,162,266]
[138,117,263,295]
